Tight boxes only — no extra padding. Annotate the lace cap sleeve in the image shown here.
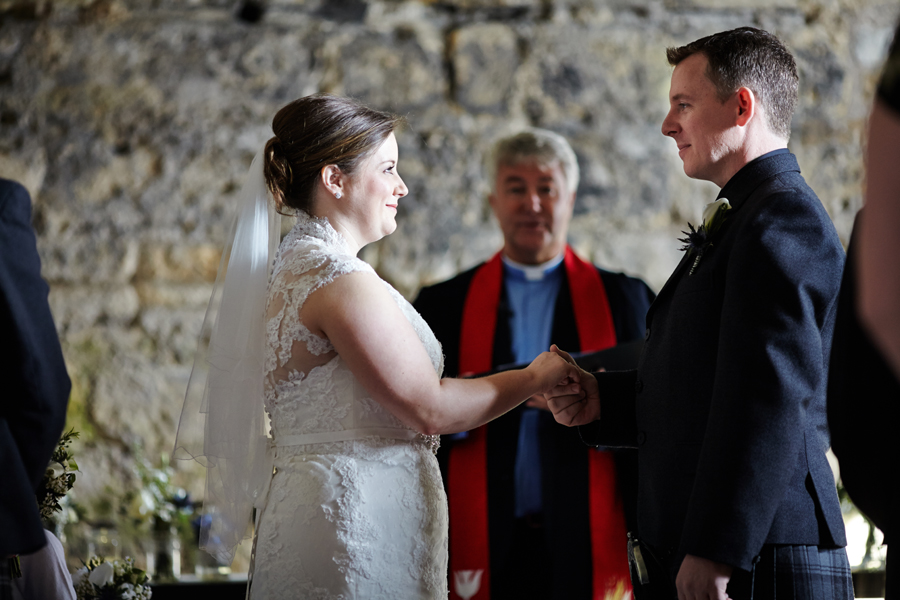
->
[265,218,376,370]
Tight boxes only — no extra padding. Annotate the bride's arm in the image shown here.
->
[301,270,582,435]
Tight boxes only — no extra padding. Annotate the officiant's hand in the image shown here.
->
[543,345,600,426]
[676,554,732,600]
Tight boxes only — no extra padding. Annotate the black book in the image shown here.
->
[469,339,644,377]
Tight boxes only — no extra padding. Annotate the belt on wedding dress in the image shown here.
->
[248,428,437,593]
[274,427,437,450]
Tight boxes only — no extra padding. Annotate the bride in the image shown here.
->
[175,94,582,599]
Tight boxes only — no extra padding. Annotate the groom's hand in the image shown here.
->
[543,345,601,427]
[525,394,550,411]
[676,554,733,600]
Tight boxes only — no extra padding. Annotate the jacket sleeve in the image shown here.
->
[678,186,844,569]
[578,369,640,448]
[0,180,71,555]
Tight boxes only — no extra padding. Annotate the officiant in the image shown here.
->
[414,128,655,600]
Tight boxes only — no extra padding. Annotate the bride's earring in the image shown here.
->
[335,191,342,199]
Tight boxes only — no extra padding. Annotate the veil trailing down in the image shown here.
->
[173,149,281,564]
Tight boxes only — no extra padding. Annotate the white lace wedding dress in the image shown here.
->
[249,213,449,599]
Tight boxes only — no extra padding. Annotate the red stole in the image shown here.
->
[448,246,632,600]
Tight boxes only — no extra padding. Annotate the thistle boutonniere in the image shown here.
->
[678,198,731,275]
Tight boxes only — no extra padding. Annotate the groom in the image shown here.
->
[547,28,852,599]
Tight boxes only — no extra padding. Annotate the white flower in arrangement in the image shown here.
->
[140,489,157,515]
[74,556,151,600]
[51,476,70,495]
[47,461,66,479]
[88,561,115,587]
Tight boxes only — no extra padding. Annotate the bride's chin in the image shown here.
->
[364,224,396,246]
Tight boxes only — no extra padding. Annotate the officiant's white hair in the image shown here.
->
[485,127,580,194]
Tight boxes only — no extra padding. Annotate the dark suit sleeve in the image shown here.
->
[576,271,652,448]
[679,187,844,569]
[578,369,640,448]
[0,179,71,555]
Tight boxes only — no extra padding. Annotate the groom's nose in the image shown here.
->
[661,111,678,138]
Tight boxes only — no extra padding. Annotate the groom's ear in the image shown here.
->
[734,87,756,127]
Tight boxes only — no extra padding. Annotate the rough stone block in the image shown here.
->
[49,284,140,334]
[451,23,519,114]
[326,27,445,112]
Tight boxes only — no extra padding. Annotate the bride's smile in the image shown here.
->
[336,132,408,247]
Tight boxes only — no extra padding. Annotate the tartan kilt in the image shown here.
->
[631,543,854,600]
[727,545,855,600]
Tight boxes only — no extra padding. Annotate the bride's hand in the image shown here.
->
[543,345,600,427]
[525,350,582,396]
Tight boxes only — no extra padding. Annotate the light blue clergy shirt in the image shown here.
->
[501,253,565,518]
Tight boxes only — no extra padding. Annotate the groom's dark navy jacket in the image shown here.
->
[0,178,70,555]
[583,151,847,572]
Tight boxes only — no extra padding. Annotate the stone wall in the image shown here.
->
[1,0,895,565]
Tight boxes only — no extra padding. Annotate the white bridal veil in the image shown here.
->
[173,148,281,564]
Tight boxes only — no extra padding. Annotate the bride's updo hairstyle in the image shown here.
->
[263,94,402,214]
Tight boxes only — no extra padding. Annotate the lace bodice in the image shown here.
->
[263,213,444,446]
[252,213,449,599]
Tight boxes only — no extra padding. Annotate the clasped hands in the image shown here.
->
[531,347,735,600]
[528,345,600,425]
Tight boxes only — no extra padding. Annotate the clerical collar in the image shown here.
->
[501,252,565,281]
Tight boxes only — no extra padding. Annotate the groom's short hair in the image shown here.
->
[485,128,580,194]
[666,27,799,140]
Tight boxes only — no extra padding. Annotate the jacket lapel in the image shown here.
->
[645,250,692,324]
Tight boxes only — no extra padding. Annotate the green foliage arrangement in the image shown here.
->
[73,556,151,600]
[38,428,79,521]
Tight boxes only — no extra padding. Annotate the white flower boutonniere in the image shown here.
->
[678,198,731,275]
